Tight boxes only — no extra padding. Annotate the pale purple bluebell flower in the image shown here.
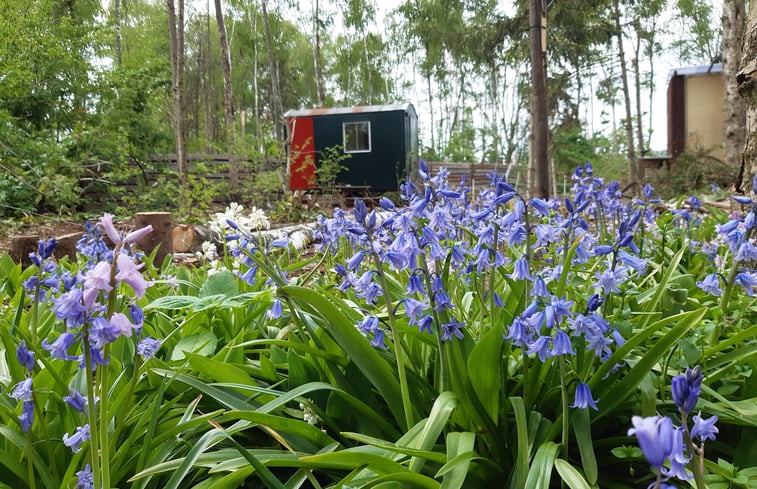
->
[10,378,33,402]
[137,337,162,359]
[82,261,112,307]
[627,415,675,469]
[53,288,89,328]
[63,424,91,453]
[115,253,151,298]
[76,464,94,489]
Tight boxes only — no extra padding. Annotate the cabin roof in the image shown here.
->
[667,62,723,81]
[285,103,414,118]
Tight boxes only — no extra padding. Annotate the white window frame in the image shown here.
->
[343,121,372,153]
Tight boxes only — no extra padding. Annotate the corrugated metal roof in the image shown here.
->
[667,62,723,81]
[285,103,414,118]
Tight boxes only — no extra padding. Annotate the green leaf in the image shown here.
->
[466,325,503,421]
[408,391,457,473]
[171,332,218,360]
[554,459,592,489]
[509,397,529,489]
[571,407,597,485]
[341,432,447,463]
[595,307,707,418]
[145,295,201,310]
[187,352,258,386]
[359,472,441,488]
[524,441,560,489]
[278,285,406,428]
[199,270,239,298]
[438,432,475,489]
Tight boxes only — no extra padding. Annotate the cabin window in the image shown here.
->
[343,121,371,153]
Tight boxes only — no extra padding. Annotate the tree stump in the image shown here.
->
[134,212,173,264]
[9,236,40,266]
[55,232,83,262]
[172,223,210,253]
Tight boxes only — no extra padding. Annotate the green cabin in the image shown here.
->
[286,103,418,192]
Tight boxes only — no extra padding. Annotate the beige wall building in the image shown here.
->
[667,63,724,162]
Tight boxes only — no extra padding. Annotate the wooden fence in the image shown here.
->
[425,162,506,190]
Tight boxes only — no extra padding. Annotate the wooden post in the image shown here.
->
[529,0,550,199]
[134,212,173,264]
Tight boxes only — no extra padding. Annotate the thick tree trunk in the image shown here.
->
[723,0,746,170]
[214,0,237,192]
[167,0,188,204]
[737,1,757,196]
[614,0,638,190]
[262,0,284,141]
[528,0,549,198]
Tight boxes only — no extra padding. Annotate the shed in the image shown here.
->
[667,62,724,161]
[285,103,418,191]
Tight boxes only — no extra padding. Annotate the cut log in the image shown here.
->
[55,232,83,262]
[172,223,211,252]
[9,236,40,266]
[134,212,173,264]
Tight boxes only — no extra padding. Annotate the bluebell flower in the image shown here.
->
[532,276,549,297]
[403,298,428,323]
[662,427,692,480]
[42,332,80,361]
[593,266,628,295]
[129,304,144,328]
[735,272,757,296]
[526,336,551,362]
[88,317,121,349]
[508,257,532,281]
[29,238,57,266]
[266,299,284,319]
[571,382,599,410]
[76,464,94,489]
[63,424,90,453]
[270,236,289,249]
[53,289,89,329]
[406,272,425,295]
[627,415,675,469]
[671,365,703,413]
[586,293,603,313]
[19,400,34,433]
[64,388,87,413]
[696,273,722,296]
[10,378,33,402]
[690,412,718,442]
[440,318,465,342]
[370,328,387,349]
[551,330,575,356]
[347,251,365,271]
[592,245,614,256]
[618,249,648,275]
[16,341,35,372]
[504,318,529,347]
[379,197,396,211]
[136,337,162,359]
[529,198,552,216]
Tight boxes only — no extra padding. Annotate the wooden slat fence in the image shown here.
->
[426,162,505,190]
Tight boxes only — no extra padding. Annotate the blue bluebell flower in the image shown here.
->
[19,400,34,433]
[690,412,718,442]
[42,332,80,362]
[10,378,33,402]
[53,289,89,329]
[662,427,692,480]
[526,336,551,362]
[440,318,465,342]
[735,272,757,296]
[508,257,532,281]
[671,365,703,413]
[551,330,575,356]
[64,388,88,413]
[16,341,35,372]
[571,382,598,410]
[266,299,284,319]
[696,273,722,296]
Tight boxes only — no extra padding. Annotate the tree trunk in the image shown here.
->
[528,0,549,198]
[632,24,645,155]
[167,0,188,207]
[312,0,326,106]
[262,0,284,141]
[114,0,122,66]
[614,0,638,190]
[737,1,757,197]
[723,0,746,170]
[214,0,237,192]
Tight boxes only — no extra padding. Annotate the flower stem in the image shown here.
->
[26,430,36,489]
[82,335,102,489]
[372,252,415,430]
[559,356,570,459]
[680,412,707,489]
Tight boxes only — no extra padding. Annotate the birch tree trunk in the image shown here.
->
[167,0,188,205]
[214,0,237,192]
[614,0,638,190]
[262,0,284,142]
[723,0,746,170]
[114,0,122,67]
[737,1,757,196]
